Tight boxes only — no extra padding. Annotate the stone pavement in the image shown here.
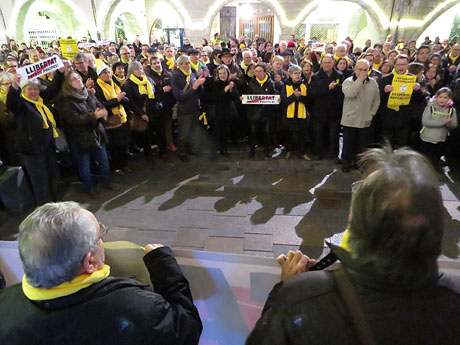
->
[2,147,460,261]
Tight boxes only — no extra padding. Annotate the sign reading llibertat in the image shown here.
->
[241,94,281,105]
[17,55,64,82]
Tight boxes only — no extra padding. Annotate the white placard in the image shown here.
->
[242,94,281,105]
[17,55,64,83]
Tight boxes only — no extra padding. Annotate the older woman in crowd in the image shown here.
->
[123,61,168,161]
[6,63,68,205]
[0,72,17,165]
[94,63,131,174]
[281,65,311,161]
[55,70,118,198]
[246,63,278,159]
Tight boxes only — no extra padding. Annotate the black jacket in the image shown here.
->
[171,69,202,116]
[246,75,277,122]
[209,79,240,120]
[0,247,202,345]
[94,79,130,119]
[145,67,176,110]
[122,76,161,120]
[54,90,107,150]
[247,245,460,345]
[308,68,344,119]
[76,67,98,86]
[6,71,64,155]
[280,78,308,131]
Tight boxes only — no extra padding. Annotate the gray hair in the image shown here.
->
[202,46,213,55]
[0,72,13,85]
[19,202,98,288]
[349,146,443,283]
[176,54,190,67]
[127,61,142,79]
[74,53,87,63]
[119,46,129,54]
[355,59,370,69]
[288,64,301,74]
[242,50,252,59]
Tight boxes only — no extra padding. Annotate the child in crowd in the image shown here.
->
[420,87,457,170]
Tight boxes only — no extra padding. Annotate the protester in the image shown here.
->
[340,60,380,172]
[420,87,457,170]
[55,70,118,198]
[280,65,310,161]
[0,201,203,345]
[6,62,68,205]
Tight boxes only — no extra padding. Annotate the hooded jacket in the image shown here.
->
[420,98,457,144]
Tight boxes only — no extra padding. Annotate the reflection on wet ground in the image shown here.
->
[1,148,460,261]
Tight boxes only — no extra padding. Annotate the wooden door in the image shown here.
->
[239,15,273,42]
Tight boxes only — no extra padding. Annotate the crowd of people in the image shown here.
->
[0,33,459,204]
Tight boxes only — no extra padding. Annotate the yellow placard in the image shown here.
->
[387,74,417,111]
[59,39,78,59]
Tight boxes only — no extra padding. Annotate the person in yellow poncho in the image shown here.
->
[6,60,70,205]
[280,65,311,161]
[94,64,131,175]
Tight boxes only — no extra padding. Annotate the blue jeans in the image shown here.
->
[71,146,112,192]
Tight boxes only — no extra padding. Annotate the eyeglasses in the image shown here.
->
[97,222,109,242]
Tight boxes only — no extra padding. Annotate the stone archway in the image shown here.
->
[11,0,95,42]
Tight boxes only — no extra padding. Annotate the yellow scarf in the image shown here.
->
[96,78,127,123]
[241,60,249,74]
[340,229,351,252]
[373,61,383,71]
[22,265,110,301]
[449,54,459,64]
[165,56,175,70]
[190,60,200,73]
[286,83,307,119]
[396,42,404,50]
[179,67,191,86]
[387,69,416,111]
[141,54,148,59]
[121,58,130,64]
[129,74,155,99]
[0,89,6,105]
[113,74,125,86]
[21,92,59,138]
[256,74,268,87]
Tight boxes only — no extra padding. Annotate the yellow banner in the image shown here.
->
[387,74,417,111]
[59,39,78,59]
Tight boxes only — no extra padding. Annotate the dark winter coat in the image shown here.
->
[308,68,344,120]
[0,247,202,345]
[246,75,277,122]
[280,78,309,132]
[171,69,202,116]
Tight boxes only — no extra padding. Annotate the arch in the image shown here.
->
[99,0,188,40]
[10,0,96,42]
[412,1,460,43]
[110,12,144,41]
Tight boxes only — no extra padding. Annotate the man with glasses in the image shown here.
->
[74,53,98,90]
[377,54,422,148]
[340,60,380,172]
[0,201,202,345]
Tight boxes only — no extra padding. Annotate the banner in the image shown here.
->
[311,43,326,52]
[387,74,417,111]
[18,55,64,83]
[242,94,281,105]
[59,39,78,59]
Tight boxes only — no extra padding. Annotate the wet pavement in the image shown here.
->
[2,147,460,261]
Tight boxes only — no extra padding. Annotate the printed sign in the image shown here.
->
[387,74,417,111]
[311,43,326,52]
[59,39,78,59]
[18,55,64,82]
[242,94,281,105]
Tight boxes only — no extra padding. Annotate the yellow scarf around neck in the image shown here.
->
[256,74,268,87]
[22,265,110,301]
[286,83,307,119]
[241,60,249,74]
[373,61,383,71]
[113,74,125,86]
[190,60,200,73]
[21,92,59,138]
[129,74,155,99]
[96,78,127,123]
[449,54,459,64]
[165,57,175,70]
[121,58,130,64]
[179,67,191,85]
